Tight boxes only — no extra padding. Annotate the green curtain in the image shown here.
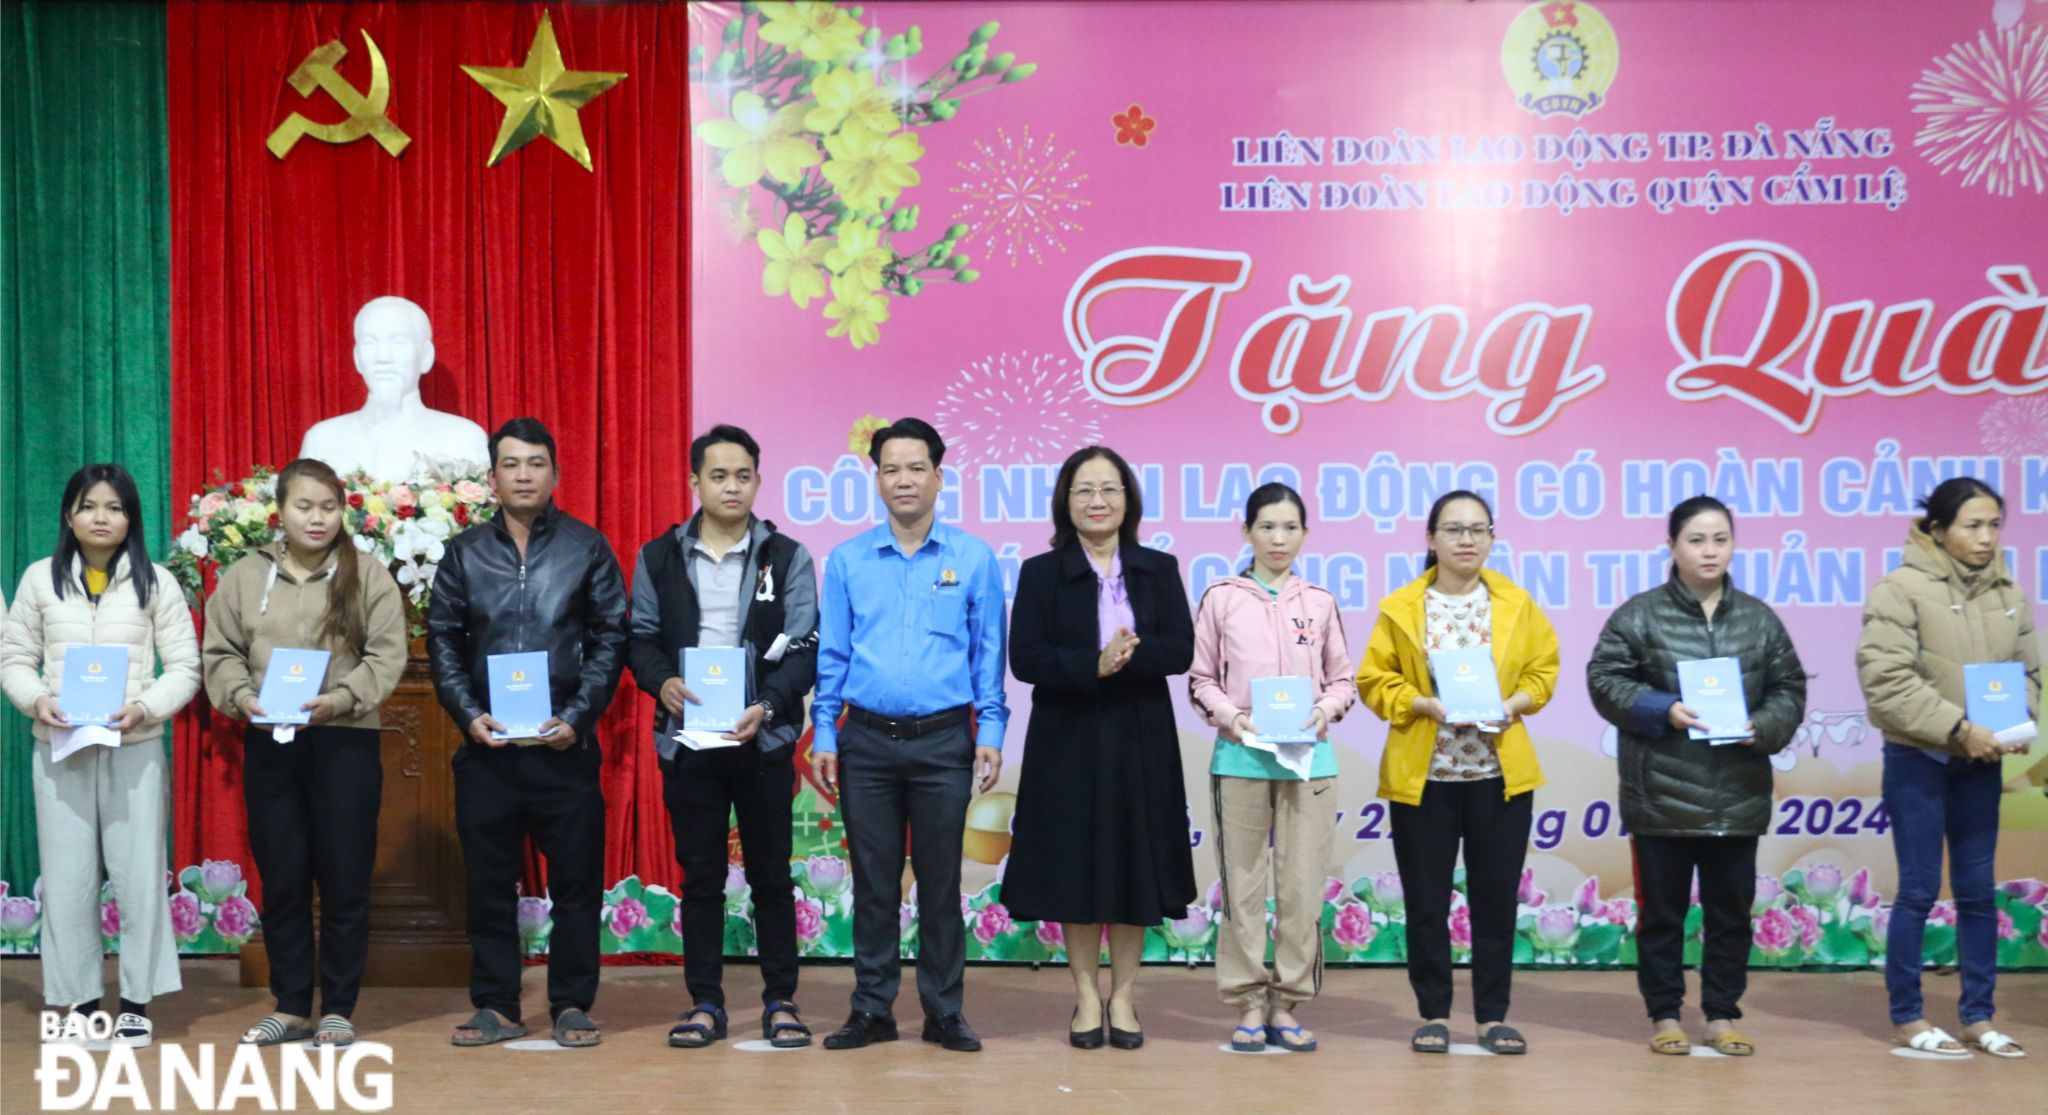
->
[0,1,172,892]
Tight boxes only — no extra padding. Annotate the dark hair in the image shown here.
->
[1667,495,1734,542]
[690,424,761,473]
[866,417,945,467]
[489,417,557,469]
[1239,482,1308,575]
[276,459,367,651]
[1049,446,1143,550]
[1423,489,1493,570]
[52,463,153,606]
[1918,477,2002,533]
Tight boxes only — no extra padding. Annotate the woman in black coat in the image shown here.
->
[1004,445,1197,1052]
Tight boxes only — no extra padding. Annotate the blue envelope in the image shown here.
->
[1677,657,1750,742]
[251,648,331,726]
[1428,648,1506,725]
[683,647,750,733]
[1250,675,1319,744]
[1964,662,2029,733]
[487,651,551,739]
[59,645,130,726]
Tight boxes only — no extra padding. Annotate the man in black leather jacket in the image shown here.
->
[427,417,627,1049]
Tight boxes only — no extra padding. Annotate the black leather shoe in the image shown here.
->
[1069,1007,1104,1050]
[822,1011,898,1050]
[921,1012,983,1052]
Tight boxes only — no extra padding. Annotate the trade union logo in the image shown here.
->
[708,664,724,677]
[291,663,306,675]
[1502,1,1619,119]
[510,670,525,682]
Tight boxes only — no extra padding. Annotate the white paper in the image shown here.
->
[1994,720,2038,748]
[270,725,298,744]
[674,730,745,752]
[1238,731,1316,780]
[764,633,790,663]
[49,724,122,763]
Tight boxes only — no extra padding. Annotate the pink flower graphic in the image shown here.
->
[1516,868,1546,907]
[1848,868,1881,909]
[1804,863,1845,903]
[1530,906,1579,952]
[1036,920,1065,951]
[1754,907,1798,957]
[517,894,554,944]
[972,902,1014,947]
[1996,908,2020,940]
[1789,904,1822,951]
[1332,902,1376,952]
[670,898,683,940]
[898,902,918,942]
[608,897,650,939]
[1929,900,1959,926]
[1998,878,2048,905]
[1205,879,1225,912]
[804,854,850,896]
[99,899,121,939]
[1752,874,1784,915]
[796,895,825,944]
[1601,897,1638,928]
[1868,904,1893,945]
[1367,870,1405,915]
[196,859,244,904]
[214,894,258,944]
[1322,876,1348,903]
[2038,913,2048,949]
[1162,905,1214,952]
[169,892,204,942]
[1448,902,1473,952]
[1572,876,1603,916]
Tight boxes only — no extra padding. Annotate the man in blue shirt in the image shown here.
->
[810,418,1008,1053]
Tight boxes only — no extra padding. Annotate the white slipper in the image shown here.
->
[111,1013,152,1048]
[1898,1026,1969,1057]
[1966,1029,2025,1059]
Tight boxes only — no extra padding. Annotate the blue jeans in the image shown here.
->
[1882,743,2001,1026]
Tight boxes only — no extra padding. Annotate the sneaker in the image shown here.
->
[111,1013,152,1048]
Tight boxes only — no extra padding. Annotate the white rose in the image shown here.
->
[352,534,375,554]
[176,526,210,558]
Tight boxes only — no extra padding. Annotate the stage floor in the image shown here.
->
[3,957,2041,1113]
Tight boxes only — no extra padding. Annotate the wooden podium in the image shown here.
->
[240,659,471,987]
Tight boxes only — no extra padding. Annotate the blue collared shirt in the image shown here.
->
[811,520,1009,754]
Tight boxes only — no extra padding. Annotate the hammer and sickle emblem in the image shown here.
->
[266,31,411,158]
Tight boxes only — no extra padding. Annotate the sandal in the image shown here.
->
[669,1002,727,1048]
[314,1015,356,1047]
[1705,1029,1754,1056]
[112,1013,154,1049]
[1228,1024,1267,1052]
[763,1000,812,1048]
[1412,1022,1451,1054]
[242,1014,314,1047]
[1965,1029,2025,1059]
[1650,1024,1691,1056]
[1479,1024,1528,1055]
[450,1008,527,1047]
[1894,1025,1969,1058]
[552,1007,602,1048]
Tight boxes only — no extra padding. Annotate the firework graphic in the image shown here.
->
[1982,396,2048,456]
[949,127,1090,268]
[1910,26,2048,197]
[934,352,1104,468]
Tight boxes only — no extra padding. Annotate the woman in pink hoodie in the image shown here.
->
[1189,482,1357,1053]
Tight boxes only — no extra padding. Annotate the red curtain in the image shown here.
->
[165,0,690,903]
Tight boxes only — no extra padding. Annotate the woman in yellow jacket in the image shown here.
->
[1356,490,1559,1056]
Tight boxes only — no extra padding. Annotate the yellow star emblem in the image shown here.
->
[461,12,626,172]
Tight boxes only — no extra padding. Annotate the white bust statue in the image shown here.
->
[299,296,490,482]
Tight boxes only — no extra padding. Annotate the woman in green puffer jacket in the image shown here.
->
[1587,495,1807,1058]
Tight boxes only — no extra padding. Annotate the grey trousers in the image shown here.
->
[836,718,973,1018]
[32,739,182,1007]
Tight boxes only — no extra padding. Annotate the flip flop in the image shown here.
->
[1479,1024,1528,1055]
[314,1015,356,1047]
[552,1008,602,1048]
[450,1008,527,1047]
[1705,1029,1754,1056]
[1412,1022,1451,1054]
[1266,1023,1317,1052]
[242,1014,314,1047]
[1229,1024,1267,1052]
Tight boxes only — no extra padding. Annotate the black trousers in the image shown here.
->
[454,742,606,1024]
[662,744,798,1010]
[837,718,973,1018]
[243,725,383,1019]
[1390,778,1532,1025]
[1632,834,1757,1022]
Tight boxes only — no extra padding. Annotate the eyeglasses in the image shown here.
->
[1434,524,1493,542]
[1069,485,1125,502]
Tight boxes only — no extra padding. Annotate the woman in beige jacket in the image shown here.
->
[1856,477,2035,1060]
[203,459,406,1047]
[1,464,200,1047]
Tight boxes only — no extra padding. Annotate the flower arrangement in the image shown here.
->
[169,465,498,631]
[691,3,1036,349]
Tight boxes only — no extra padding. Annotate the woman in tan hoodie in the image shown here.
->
[1856,477,2035,1060]
[203,459,405,1048]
